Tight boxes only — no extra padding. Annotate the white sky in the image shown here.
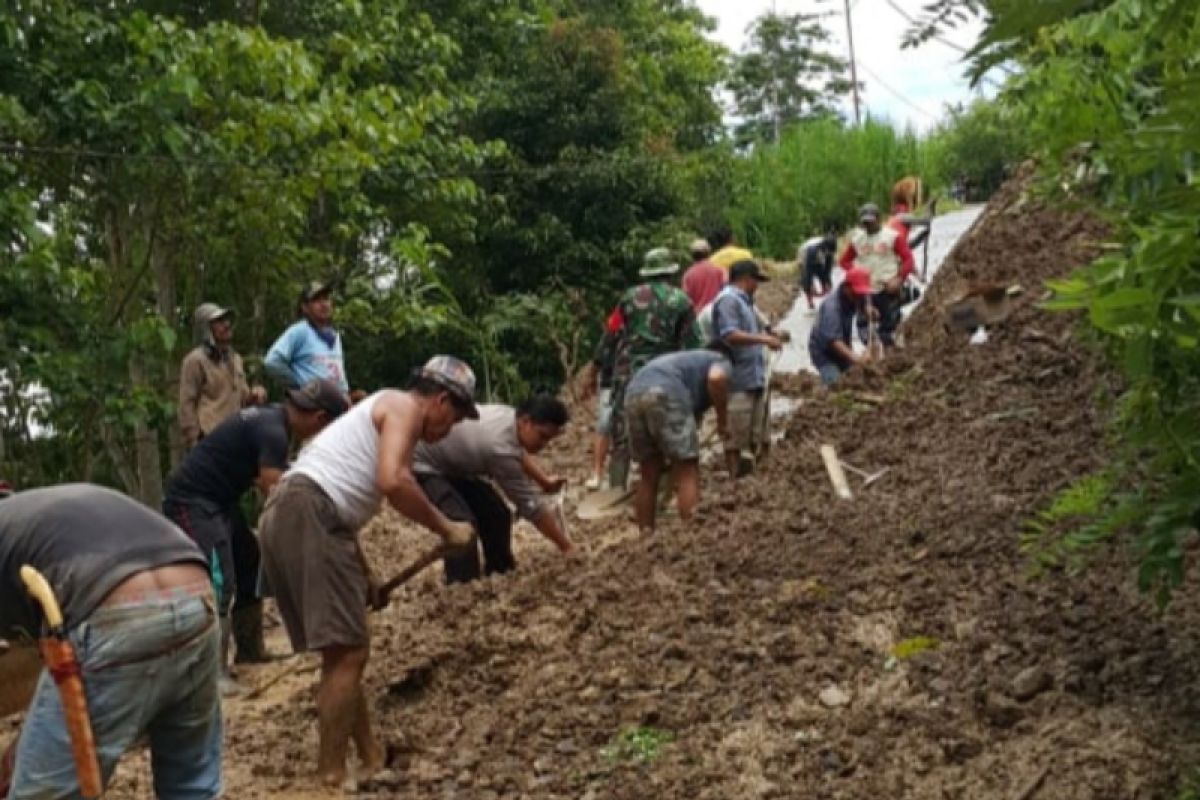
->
[694,0,990,132]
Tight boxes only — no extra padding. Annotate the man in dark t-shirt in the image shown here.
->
[808,267,874,386]
[163,378,346,691]
[0,484,222,799]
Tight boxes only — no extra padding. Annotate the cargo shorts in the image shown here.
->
[625,387,700,463]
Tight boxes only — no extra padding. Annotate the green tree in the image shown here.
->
[728,11,853,146]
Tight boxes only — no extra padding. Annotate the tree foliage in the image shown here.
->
[728,11,852,146]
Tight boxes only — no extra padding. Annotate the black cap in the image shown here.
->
[286,379,350,419]
[729,259,771,283]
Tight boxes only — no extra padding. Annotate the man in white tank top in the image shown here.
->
[258,355,479,790]
[837,203,915,347]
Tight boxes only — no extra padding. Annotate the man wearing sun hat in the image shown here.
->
[838,203,915,347]
[258,355,479,790]
[587,247,703,487]
[179,302,267,448]
[809,267,877,386]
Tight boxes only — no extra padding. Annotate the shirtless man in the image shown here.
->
[258,356,479,789]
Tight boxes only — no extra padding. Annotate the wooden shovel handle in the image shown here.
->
[375,544,449,608]
[19,566,63,629]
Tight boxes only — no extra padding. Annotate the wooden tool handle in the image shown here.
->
[377,544,447,600]
[20,566,63,629]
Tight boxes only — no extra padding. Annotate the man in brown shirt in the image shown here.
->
[178,302,266,447]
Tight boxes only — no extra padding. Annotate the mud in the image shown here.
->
[88,174,1200,797]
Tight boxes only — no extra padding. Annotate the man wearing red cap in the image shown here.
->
[808,267,876,386]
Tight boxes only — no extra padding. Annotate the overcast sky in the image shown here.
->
[694,0,988,132]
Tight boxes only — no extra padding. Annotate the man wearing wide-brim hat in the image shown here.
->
[583,248,703,488]
[179,302,267,448]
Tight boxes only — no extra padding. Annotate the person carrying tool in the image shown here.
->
[707,225,754,273]
[798,234,837,311]
[625,344,733,534]
[257,355,478,790]
[808,267,876,386]
[838,203,914,348]
[413,395,575,583]
[162,378,348,694]
[0,484,221,799]
[582,247,703,488]
[179,302,267,449]
[265,280,351,396]
[681,238,725,311]
[712,259,783,476]
[586,307,622,490]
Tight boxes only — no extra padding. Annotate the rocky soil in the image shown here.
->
[88,175,1200,798]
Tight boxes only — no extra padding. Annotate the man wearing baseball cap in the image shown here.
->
[163,378,349,693]
[838,202,915,347]
[808,267,877,385]
[264,279,351,395]
[258,355,478,789]
[681,237,725,312]
[712,259,783,476]
[179,302,267,448]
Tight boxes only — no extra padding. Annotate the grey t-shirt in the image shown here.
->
[808,295,856,371]
[413,404,546,521]
[626,350,732,414]
[0,484,204,641]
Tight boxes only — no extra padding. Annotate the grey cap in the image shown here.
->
[299,280,334,304]
[286,379,350,419]
[859,203,881,222]
[193,302,232,327]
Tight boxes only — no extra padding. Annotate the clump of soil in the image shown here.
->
[99,176,1200,799]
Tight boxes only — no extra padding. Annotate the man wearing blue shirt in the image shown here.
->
[265,281,350,395]
[712,260,782,476]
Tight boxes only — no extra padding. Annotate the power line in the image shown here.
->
[855,59,940,121]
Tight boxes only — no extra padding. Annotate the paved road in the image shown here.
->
[774,206,985,375]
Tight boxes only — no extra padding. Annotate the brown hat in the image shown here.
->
[413,355,480,419]
[286,379,349,419]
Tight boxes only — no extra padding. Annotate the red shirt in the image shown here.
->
[681,260,726,310]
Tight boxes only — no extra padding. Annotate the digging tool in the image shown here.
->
[373,542,454,610]
[19,565,102,798]
[577,486,635,521]
[819,445,853,501]
[838,460,890,489]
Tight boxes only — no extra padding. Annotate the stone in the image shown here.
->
[1010,666,1052,702]
[819,685,852,708]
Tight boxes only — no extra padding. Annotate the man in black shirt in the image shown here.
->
[0,484,220,799]
[163,378,347,692]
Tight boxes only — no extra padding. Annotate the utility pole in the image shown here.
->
[843,0,861,125]
[772,0,781,143]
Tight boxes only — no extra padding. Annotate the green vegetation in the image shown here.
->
[601,726,674,764]
[889,636,941,660]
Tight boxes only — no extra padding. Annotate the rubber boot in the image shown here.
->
[231,602,271,664]
[218,617,245,697]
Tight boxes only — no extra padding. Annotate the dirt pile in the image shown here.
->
[102,176,1200,799]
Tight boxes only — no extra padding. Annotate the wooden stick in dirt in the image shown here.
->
[375,543,449,604]
[820,445,854,500]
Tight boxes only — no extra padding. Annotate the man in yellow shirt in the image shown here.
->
[708,225,754,272]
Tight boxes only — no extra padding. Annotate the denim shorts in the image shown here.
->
[7,585,222,800]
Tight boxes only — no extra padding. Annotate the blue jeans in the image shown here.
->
[8,588,222,800]
[818,364,844,386]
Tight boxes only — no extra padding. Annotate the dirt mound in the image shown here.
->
[98,177,1200,799]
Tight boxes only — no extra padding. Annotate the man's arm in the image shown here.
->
[830,339,863,367]
[715,296,782,350]
[895,230,915,280]
[263,327,298,388]
[838,243,857,271]
[374,396,470,543]
[521,451,566,494]
[493,455,574,555]
[529,508,575,555]
[178,355,203,447]
[706,366,731,443]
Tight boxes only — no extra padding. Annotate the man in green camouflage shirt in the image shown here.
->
[585,247,703,488]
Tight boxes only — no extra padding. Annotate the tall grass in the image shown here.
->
[727,118,943,259]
